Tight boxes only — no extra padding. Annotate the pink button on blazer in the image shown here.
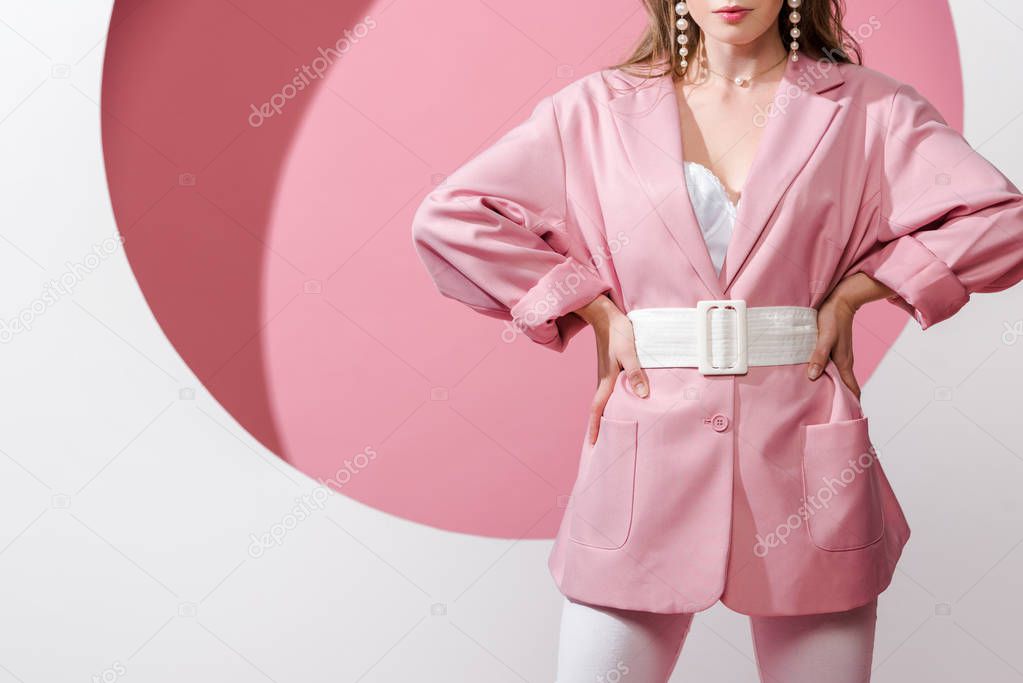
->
[411,56,1023,616]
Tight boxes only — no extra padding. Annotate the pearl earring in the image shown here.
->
[788,0,802,61]
[675,2,690,72]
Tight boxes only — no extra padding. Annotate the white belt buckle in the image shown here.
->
[696,299,749,375]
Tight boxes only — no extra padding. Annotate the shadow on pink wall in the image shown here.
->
[101,0,961,538]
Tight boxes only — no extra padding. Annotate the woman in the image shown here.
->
[412,1,1023,680]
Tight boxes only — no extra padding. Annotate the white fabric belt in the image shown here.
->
[627,301,818,375]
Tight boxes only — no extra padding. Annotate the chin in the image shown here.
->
[704,28,768,46]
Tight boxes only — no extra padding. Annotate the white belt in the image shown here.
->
[627,300,818,375]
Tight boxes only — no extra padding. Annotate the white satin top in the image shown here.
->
[683,161,738,274]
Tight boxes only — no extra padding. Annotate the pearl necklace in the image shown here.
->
[697,47,788,88]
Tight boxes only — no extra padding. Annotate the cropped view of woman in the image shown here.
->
[412,1,1023,680]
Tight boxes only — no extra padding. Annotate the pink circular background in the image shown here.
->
[101,0,962,538]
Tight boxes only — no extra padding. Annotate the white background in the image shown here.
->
[1,1,1022,681]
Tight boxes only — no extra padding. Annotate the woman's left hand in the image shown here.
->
[807,272,896,398]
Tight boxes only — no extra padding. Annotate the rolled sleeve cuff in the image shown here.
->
[851,235,969,329]
[509,257,613,351]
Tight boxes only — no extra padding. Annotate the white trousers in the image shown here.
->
[555,596,877,683]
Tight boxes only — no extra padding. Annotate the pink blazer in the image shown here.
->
[411,56,1023,616]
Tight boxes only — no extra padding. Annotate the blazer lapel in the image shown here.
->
[609,73,723,298]
[718,57,845,292]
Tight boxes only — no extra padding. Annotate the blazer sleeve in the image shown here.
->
[847,83,1023,329]
[411,95,613,351]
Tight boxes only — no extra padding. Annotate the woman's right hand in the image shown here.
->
[573,295,650,445]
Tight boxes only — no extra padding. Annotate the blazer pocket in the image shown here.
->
[801,417,885,552]
[568,416,638,550]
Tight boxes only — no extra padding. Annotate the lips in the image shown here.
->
[714,5,752,22]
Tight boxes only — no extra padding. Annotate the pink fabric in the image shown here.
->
[802,417,885,552]
[847,82,1023,328]
[411,57,1023,615]
[413,94,613,351]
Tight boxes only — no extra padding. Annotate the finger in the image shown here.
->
[586,410,600,446]
[829,311,859,397]
[837,362,861,399]
[587,377,615,444]
[807,324,836,380]
[617,342,650,398]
